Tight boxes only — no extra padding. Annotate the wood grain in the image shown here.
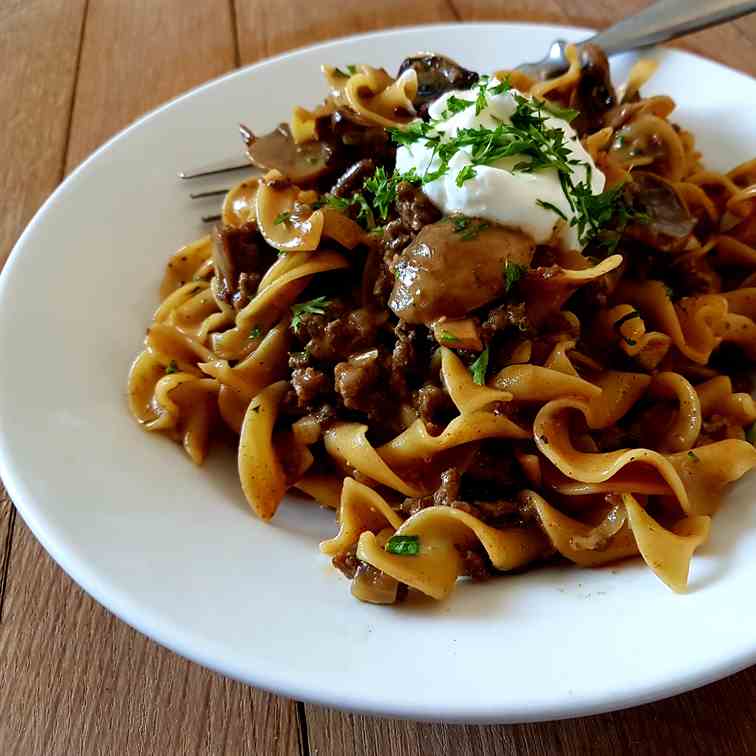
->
[0,517,299,756]
[65,0,238,172]
[0,1,299,753]
[234,0,456,64]
[0,0,87,266]
[304,669,756,756]
[451,0,756,76]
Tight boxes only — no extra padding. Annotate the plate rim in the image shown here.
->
[1,21,755,724]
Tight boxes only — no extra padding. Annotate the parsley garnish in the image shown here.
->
[536,199,568,221]
[346,64,358,75]
[165,360,178,374]
[747,423,756,447]
[456,164,477,187]
[385,534,420,556]
[688,451,700,462]
[274,211,291,226]
[542,100,579,122]
[449,215,488,240]
[613,310,641,346]
[439,330,459,343]
[249,325,262,340]
[469,347,490,386]
[388,88,645,247]
[440,95,472,119]
[291,296,330,329]
[504,261,526,293]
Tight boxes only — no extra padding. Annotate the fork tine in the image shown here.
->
[178,161,251,180]
[190,188,230,199]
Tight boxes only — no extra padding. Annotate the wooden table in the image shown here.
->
[1,2,755,753]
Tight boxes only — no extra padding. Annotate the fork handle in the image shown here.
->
[588,0,756,56]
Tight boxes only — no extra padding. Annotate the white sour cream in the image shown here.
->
[395,81,605,251]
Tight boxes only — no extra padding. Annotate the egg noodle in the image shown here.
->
[129,46,756,604]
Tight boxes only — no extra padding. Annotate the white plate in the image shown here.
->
[1,23,755,724]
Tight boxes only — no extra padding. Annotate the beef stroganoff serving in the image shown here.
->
[128,46,756,605]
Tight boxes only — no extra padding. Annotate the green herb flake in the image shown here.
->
[469,347,490,386]
[536,199,568,221]
[613,309,641,347]
[688,451,700,462]
[504,261,527,294]
[439,330,459,344]
[456,164,477,187]
[273,211,291,226]
[291,296,331,330]
[664,284,676,300]
[249,325,262,340]
[346,64,358,75]
[542,100,580,123]
[165,360,178,374]
[385,534,420,556]
[747,423,756,447]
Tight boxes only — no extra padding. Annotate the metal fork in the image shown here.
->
[183,0,756,222]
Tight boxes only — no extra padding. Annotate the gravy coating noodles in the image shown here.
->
[129,47,756,604]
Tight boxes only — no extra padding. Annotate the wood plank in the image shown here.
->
[234,0,456,64]
[0,486,15,622]
[304,667,756,756]
[65,0,238,172]
[451,0,756,76]
[0,517,300,756]
[0,2,299,753]
[0,0,87,266]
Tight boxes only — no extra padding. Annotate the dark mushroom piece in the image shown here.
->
[241,122,334,184]
[569,44,616,136]
[211,223,278,311]
[397,53,479,118]
[623,171,696,252]
[389,218,535,325]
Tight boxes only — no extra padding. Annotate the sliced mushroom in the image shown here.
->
[389,218,535,325]
[608,113,686,181]
[569,44,616,136]
[255,170,325,253]
[398,53,479,116]
[623,172,696,251]
[242,122,333,184]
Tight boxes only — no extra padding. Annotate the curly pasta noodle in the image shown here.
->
[128,48,756,605]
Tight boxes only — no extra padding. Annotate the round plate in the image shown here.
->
[1,23,755,724]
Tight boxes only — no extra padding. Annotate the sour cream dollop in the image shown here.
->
[394,81,605,251]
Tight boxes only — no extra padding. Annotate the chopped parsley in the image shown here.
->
[535,199,568,221]
[504,261,526,293]
[249,325,262,340]
[688,451,700,462]
[319,165,420,229]
[455,164,477,187]
[469,347,490,386]
[385,534,420,556]
[388,85,646,247]
[747,423,756,447]
[165,360,178,374]
[439,330,459,344]
[346,64,358,75]
[448,215,489,241]
[542,100,579,122]
[273,211,291,226]
[291,296,330,329]
[613,310,641,347]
